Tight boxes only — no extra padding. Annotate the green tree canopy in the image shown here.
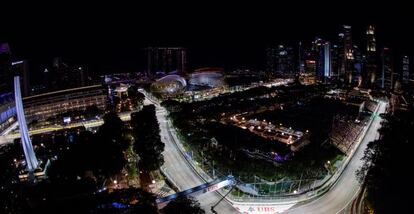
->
[132,104,165,171]
[162,196,205,214]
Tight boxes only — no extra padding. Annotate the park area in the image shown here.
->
[162,84,374,187]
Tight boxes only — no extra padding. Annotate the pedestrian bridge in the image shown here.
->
[156,175,235,204]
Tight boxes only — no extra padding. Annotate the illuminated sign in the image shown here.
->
[203,178,233,194]
[232,203,296,214]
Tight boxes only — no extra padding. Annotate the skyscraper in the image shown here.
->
[365,25,377,87]
[316,40,332,81]
[266,47,277,74]
[276,45,295,76]
[266,45,295,77]
[42,57,92,92]
[380,47,394,90]
[331,44,340,79]
[298,42,305,73]
[302,41,317,75]
[0,43,12,93]
[0,43,16,134]
[366,25,376,52]
[401,55,410,85]
[146,47,187,77]
[353,45,364,87]
[338,25,354,84]
[323,42,332,79]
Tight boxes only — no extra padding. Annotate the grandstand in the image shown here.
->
[329,115,364,155]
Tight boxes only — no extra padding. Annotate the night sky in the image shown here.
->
[1,1,412,76]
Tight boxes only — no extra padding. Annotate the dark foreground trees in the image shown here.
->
[2,183,158,214]
[162,196,205,214]
[1,111,163,214]
[132,104,165,171]
[358,108,414,213]
[48,112,128,183]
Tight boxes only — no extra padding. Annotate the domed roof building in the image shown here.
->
[151,74,187,94]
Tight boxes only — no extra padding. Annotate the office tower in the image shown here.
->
[353,45,364,86]
[338,25,354,84]
[380,47,394,90]
[401,55,410,85]
[266,45,295,77]
[302,41,317,75]
[0,43,16,133]
[266,47,277,74]
[314,38,324,79]
[365,25,377,87]
[0,43,12,92]
[315,39,332,81]
[324,42,333,79]
[410,56,414,84]
[146,47,187,77]
[43,57,91,92]
[331,44,340,79]
[366,25,376,52]
[276,45,295,76]
[298,42,305,73]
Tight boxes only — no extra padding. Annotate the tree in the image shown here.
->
[162,196,205,214]
[132,104,165,171]
[161,99,182,113]
[358,108,414,213]
[94,112,129,177]
[127,85,145,107]
[49,112,129,183]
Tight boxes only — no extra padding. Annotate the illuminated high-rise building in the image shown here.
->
[266,45,295,77]
[298,41,305,74]
[380,47,394,90]
[401,55,410,85]
[353,45,364,86]
[0,43,17,133]
[365,25,377,87]
[324,42,333,79]
[300,41,316,75]
[331,44,341,79]
[0,43,12,92]
[41,57,92,93]
[366,25,376,52]
[338,25,354,84]
[316,39,332,81]
[266,47,277,74]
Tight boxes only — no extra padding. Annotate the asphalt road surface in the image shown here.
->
[144,97,239,214]
[284,102,387,214]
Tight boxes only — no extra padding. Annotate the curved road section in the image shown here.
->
[143,96,238,214]
[145,90,386,214]
[284,101,386,214]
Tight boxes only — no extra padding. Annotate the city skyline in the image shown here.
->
[1,1,412,73]
[1,2,413,213]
